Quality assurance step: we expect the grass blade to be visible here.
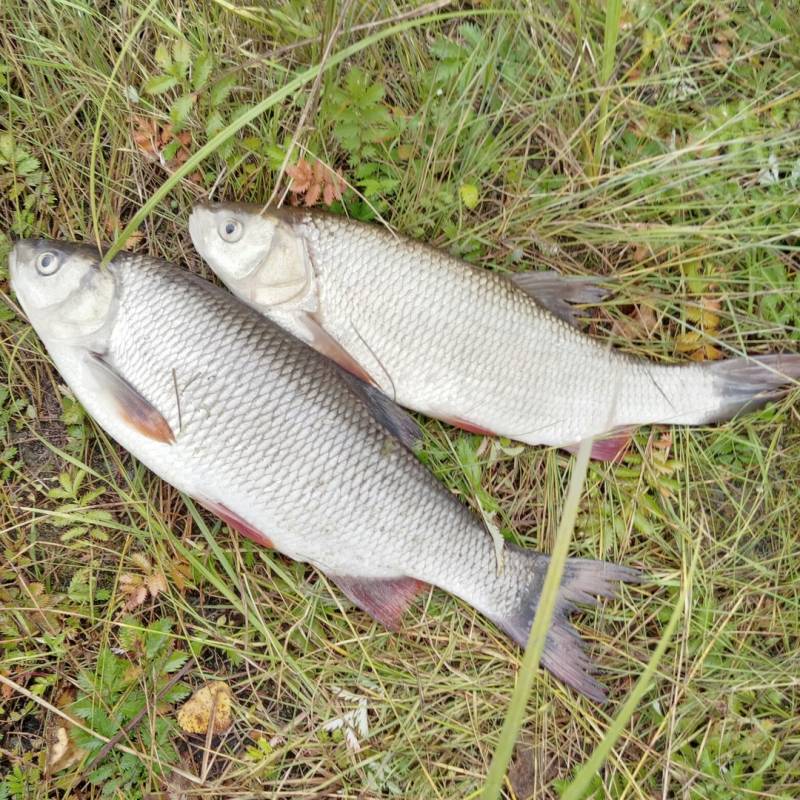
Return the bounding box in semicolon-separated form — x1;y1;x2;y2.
560;545;698;800
591;0;622;175
482;437;594;800
102;7;504;264
88;0;160;251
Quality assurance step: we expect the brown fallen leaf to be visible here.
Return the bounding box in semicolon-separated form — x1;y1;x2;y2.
686;296;721;330
675;330;723;361
104;212;144;251
131;116;192;168
286;158;345;207
46;687;87;774
177;681;233;735
612;304;660;340
119;552;168;611
132;115;160;159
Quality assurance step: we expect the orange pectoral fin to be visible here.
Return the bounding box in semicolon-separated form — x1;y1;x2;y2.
87;353;175;443
299;312;377;386
200;499;274;549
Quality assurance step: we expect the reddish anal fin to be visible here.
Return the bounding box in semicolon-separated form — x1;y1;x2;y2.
299;311;376;387
199;499;274;549
87;352;174;443
328;574;428;630
563;427;634;462
444;415;497;437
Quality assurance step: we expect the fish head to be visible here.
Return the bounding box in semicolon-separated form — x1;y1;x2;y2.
9;239;117;346
189;201;316;311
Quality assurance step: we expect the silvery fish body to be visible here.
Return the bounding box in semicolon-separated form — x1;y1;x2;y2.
10;239;637;701
189;203;800;459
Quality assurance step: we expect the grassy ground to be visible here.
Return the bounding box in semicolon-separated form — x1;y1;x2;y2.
1;0;799;797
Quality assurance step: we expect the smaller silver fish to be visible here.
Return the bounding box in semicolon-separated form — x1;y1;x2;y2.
189;202;800;460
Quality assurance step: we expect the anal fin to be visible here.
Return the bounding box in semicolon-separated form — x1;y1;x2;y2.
563;427;634;462
328;574;428;630
443;415;497;437
87;352;174;443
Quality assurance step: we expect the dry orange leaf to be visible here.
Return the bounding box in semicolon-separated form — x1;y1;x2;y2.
132;116;159;158
132;116;192;168
286;158;345;207
119;552;168;611
676;331;723;361
177;681;233;735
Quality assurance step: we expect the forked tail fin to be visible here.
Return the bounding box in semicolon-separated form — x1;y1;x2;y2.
493;550;640;703
706;353;800;421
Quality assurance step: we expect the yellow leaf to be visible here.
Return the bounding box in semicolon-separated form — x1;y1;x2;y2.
675;331;702;352
177;681;233;735
459;182;479;210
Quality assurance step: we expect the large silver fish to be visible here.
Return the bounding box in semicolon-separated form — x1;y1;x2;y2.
9;239;638;701
189;202;800;460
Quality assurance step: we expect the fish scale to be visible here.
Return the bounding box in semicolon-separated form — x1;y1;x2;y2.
10;239;639;701
189;202;800;459
298;213;670;441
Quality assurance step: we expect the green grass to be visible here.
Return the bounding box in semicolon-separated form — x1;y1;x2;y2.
1;0;800;797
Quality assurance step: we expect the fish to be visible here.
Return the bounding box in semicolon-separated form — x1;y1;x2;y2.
188;202;800;461
9;238;638;702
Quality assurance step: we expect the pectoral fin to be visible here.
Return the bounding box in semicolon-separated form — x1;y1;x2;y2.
298;311;377;387
509;271;609;327
338;370;422;451
327;573;429;630
87;353;174;443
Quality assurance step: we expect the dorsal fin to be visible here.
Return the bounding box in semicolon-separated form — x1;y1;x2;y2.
508;271;609;327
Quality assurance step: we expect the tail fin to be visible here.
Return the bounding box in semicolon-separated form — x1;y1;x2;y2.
493;550;639;703
706;354;800;422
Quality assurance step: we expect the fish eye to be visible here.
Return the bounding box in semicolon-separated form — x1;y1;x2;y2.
35;251;60;276
219;218;243;243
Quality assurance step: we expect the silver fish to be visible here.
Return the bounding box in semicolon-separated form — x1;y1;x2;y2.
9;239;638;701
189;202;800;460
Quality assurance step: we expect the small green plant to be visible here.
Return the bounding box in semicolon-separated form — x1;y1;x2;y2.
321;67;402;213
68;563;111;606
0;387;23;482
0;762;42;800
141;38;238;160
325;67;397;162
69;618;190;797
0;133;54;236
46;469;115;543
59;392;89;456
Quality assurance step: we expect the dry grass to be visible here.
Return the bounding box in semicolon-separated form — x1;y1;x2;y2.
1;1;799;798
